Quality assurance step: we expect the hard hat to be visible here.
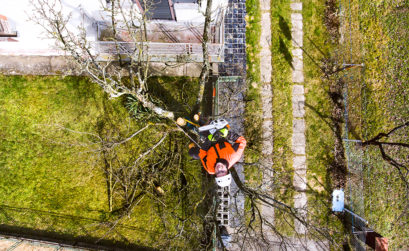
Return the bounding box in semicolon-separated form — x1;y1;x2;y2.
215;173;232;187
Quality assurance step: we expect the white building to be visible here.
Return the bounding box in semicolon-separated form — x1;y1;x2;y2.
0;0;227;62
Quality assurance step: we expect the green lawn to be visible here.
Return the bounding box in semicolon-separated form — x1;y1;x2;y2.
270;0;295;235
269;0;345;241
302;0;347;243
337;0;409;248
244;0;407;247
0;75;204;249
244;0;263;166
0;76;108;217
243;0;344;240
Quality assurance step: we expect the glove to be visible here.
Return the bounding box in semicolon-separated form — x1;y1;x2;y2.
227;131;240;142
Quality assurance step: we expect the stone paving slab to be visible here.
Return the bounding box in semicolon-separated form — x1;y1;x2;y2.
292;108;305;119
261;13;272;45
262;108;273;121
260;12;272;83
290;2;303;11
292;145;306;155
294;192;307;206
292;29;303;47
292;48;303;58
292;69;305;83
292;85;304;95
291;20;303;31
292;93;306;102
292;99;305;117
291;13;303;21
293;171;307;191
293;119;306;133
292;95;306;117
261;203;275;219
292;55;304;70
262;120;274;144
294;192;307;234
261;62;272;83
261;165;275;189
261;84;273;118
292;132;306;147
260;0;271;11
258;0;274;208
290;2;308;236
258;0;276;239
293;155;306;168
262;122;274;139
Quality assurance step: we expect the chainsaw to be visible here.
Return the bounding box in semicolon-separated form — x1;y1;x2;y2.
176;117;230;146
198;119;229;135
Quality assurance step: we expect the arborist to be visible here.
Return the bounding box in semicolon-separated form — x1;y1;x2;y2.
188;119;247;187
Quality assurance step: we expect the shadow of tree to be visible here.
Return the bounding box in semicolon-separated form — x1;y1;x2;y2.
279;15;292;41
0;205;157;251
279;37;293;68
304;77;348;188
147;76;200;118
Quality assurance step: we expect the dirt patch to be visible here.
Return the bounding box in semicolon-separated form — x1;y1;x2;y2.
322;1;347;189
324;0;340;43
328;76;347;189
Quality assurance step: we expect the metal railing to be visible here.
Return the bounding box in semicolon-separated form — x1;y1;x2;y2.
93;41;224;62
0;18;18;37
93;7;226;63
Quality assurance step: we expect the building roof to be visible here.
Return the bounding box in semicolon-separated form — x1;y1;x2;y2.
141;0;175;20
173;0;197;3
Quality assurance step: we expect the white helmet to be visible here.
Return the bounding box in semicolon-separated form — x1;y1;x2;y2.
215;174;232;187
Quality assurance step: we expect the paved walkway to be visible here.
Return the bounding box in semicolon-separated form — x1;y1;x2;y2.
0;235;86;251
0;55;203;77
257;0;310;241
290;1;308;235
217;0;247;235
259;0;275;223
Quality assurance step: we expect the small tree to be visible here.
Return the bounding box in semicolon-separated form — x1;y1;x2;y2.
30;0;214;119
361;121;409;190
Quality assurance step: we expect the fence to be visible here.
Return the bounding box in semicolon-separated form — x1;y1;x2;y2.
336;0;371;246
